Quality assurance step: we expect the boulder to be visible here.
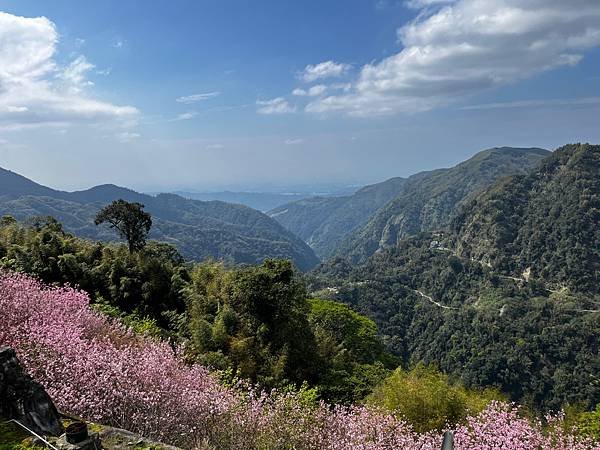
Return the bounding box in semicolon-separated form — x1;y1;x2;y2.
0;347;64;437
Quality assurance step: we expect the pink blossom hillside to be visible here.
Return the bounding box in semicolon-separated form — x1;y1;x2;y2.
0;271;237;445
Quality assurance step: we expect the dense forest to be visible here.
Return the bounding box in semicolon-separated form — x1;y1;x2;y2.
311;235;600;411
451;143;600;294
310;144;600;412
336;147;550;263
0;167;319;270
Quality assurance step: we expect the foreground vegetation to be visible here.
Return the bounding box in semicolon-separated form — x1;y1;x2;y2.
1;271;598;449
0;217;393;404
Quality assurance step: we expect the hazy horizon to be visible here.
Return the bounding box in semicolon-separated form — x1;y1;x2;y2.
2;144;551;194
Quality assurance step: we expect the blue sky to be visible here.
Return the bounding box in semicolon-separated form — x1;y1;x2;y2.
0;0;599;192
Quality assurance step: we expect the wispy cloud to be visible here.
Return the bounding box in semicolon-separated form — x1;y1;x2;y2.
459;97;600;111
205;143;224;150
285;138;304;145
176;92;220;104
256;97;296;114
5;106;29;113
299;61;351;83
57;55;95;94
169;111;198;121
205;103;251;113
292;85;327;97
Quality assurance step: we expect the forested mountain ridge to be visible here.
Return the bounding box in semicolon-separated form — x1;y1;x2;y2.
0;169;320;270
268;177;407;259
335;147;550;263
308;144;599;411
450;143;600;293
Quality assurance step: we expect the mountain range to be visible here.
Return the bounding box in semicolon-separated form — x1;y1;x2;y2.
0;168;320;270
309;143;600;410
270;147;550;262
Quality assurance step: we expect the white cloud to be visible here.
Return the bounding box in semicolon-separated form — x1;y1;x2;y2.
256;97;296;114
5;106;29;113
299;61;351;82
292;85;327;97
308;85;328;96
176;92;220;104
205;103;252;113
96;67;112;76
331;83;352;92
0;11;138;129
57;55;95;93
169;111;198;121
284;138;304;145
306;0;600;117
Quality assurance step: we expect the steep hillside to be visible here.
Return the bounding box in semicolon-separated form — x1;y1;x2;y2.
310;232;600;411
0;171;319;270
451;143;600;293
307;144;600;410
336;147;549;263
269;177;407;259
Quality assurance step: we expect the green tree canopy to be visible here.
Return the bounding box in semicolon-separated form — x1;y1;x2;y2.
367;364;502;432
95;199;152;253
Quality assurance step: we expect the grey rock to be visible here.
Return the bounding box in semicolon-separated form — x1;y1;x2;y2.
53;432;102;450
0;346;64;437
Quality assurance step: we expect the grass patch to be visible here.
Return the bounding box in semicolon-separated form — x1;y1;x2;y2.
0;419;46;450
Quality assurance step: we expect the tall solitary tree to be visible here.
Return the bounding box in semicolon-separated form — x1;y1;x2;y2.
94;199;152;253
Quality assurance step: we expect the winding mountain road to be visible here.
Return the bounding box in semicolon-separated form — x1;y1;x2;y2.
413;289;458;310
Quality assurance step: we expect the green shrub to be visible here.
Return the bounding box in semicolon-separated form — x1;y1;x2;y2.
367;363;503;432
